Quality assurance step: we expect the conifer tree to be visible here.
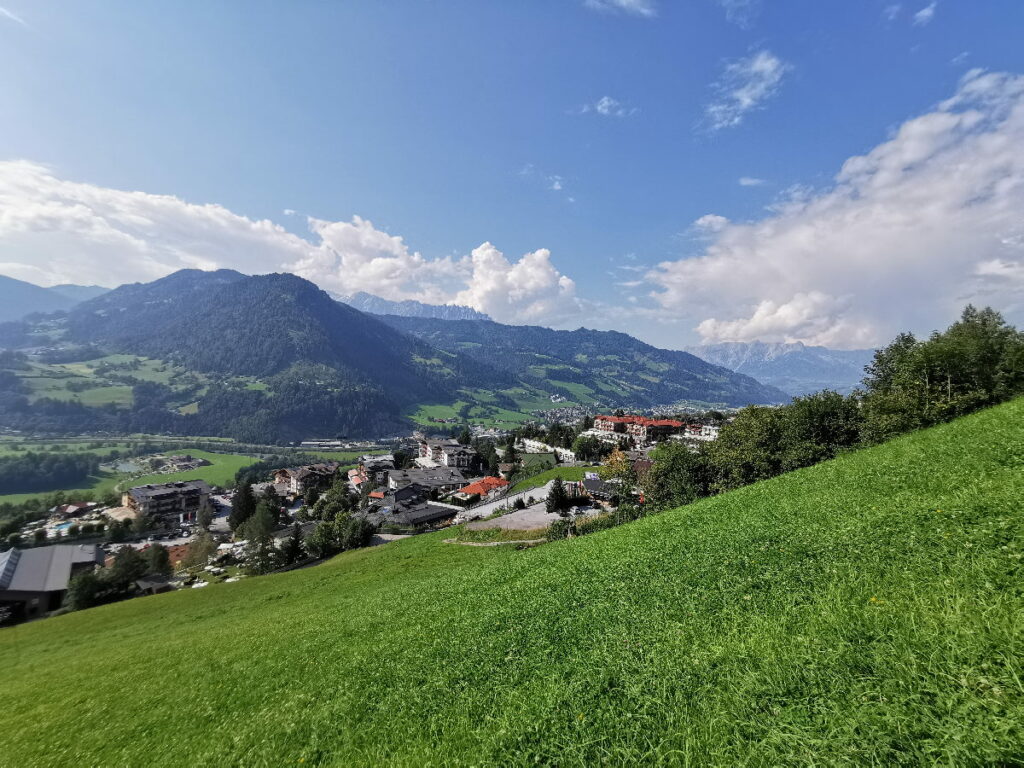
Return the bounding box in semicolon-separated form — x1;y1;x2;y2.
230;481;257;531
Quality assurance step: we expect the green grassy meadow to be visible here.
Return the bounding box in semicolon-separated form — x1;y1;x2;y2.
1;400;1022;765
510;464;599;492
120;449;259;490
0;449;259;505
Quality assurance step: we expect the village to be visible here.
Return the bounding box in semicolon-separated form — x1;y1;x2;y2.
0;413;722;624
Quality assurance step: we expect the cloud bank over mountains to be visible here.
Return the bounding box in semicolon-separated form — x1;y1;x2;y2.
1;70;1023;347
0;162;578;325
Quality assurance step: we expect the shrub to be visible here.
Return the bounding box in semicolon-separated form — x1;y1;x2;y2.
574;514;617;537
546;519;574;541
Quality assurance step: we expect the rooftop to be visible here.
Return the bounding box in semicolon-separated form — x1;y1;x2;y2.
0;544;103;594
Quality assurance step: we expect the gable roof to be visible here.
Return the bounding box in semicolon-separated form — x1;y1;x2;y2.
458;476;508;496
0;544;103;594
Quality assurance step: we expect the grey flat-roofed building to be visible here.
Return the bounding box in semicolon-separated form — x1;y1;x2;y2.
123;479;212;523
0;544;104;621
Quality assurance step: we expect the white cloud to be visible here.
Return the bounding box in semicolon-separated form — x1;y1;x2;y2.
738;176;766;186
580;95;636;117
883;4;902;22
452;243;578;323
716;0;759;28
0;5;26;26
913;1;936;25
0;161;579;325
692;214;730;233
519;163;573;200
704;50;791;131
648;68;1024;347
583;0;656;17
951;51;969;66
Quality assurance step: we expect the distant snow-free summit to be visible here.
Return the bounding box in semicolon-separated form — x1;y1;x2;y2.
686;340;876;397
337;291;491;321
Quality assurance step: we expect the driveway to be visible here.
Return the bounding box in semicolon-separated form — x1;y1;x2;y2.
457;480;555;522
464;501;558;531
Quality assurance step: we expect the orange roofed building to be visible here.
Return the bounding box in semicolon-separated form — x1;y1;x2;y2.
453;476;508;501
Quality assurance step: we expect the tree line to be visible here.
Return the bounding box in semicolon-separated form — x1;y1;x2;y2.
644;306;1023;508
555;307;1024;535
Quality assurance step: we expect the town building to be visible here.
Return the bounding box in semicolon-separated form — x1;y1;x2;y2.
0;544;105;621
417;439;479;470
594;415;688;444
451;476;509;503
520;438;577;463
359;454;396;485
386;467;467;494
123;480;212;524
272;462;340;496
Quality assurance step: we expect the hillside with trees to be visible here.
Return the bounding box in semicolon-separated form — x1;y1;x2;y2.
378;315;788;407
0;270;786;441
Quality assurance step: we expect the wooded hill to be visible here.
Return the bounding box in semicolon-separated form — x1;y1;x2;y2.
0;270;785;441
379;315;787;407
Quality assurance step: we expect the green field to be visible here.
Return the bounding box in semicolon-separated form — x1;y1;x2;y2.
6;354;209;410
120;449;259;491
0;449;259;505
510;465;599;492
1;400;1022;765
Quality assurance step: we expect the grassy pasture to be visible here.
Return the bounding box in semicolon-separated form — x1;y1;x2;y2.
510;465;599;493
120;449;258;491
1;400;1022;765
0;449;259;505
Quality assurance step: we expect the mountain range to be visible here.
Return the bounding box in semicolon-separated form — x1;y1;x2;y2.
0;270;786;440
0;275;108;323
685;341;876;396
338;291;491;321
377;315;786;409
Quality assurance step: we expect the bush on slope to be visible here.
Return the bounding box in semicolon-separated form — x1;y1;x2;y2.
1;399;1022;765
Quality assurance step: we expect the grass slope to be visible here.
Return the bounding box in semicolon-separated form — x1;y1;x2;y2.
510;464;599;493
2;400;1023;765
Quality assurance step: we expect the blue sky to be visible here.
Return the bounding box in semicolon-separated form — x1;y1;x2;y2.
2;0;1023;349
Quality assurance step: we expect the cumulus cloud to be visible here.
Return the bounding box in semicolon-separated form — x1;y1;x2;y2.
0;161;579;325
738;176;766;186
650;68;1024;348
692;214;730;233
453;244;578;323
583;0;656;17
704;50;791;131
913;1;937;25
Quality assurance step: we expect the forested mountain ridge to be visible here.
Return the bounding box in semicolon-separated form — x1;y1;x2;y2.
68;271;507;394
0;270;785;441
377;316;788;406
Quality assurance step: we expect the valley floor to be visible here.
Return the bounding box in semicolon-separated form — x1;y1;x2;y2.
1;399;1022;766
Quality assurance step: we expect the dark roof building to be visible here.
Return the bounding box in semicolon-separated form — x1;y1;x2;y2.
386;467;467;492
0;544;104;622
123;480;212;523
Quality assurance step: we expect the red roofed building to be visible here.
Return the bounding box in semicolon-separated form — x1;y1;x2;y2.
453;476;508;502
594;414;688;444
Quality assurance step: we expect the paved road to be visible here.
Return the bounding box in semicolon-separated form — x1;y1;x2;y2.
457;480;556;522
465;501;560;531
